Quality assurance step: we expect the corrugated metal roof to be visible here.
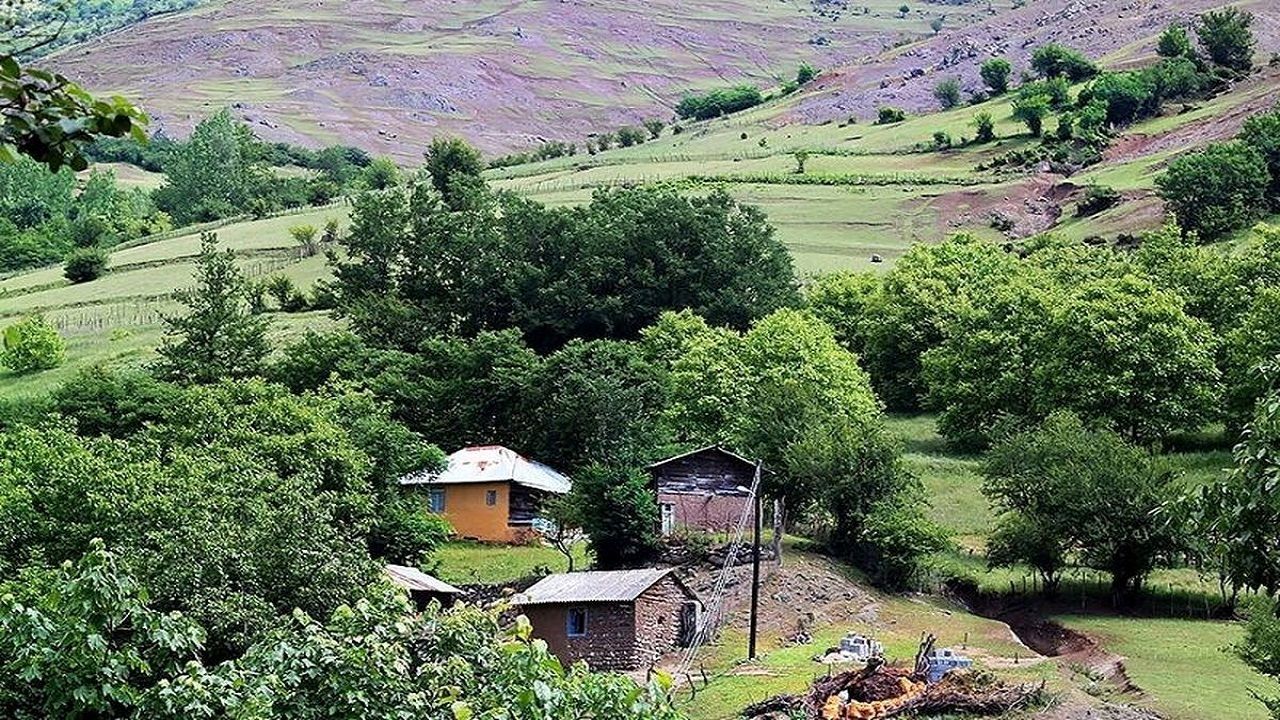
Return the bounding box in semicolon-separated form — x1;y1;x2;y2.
384;564;464;595
646;445;769;474
513;568;678;605
399;445;572;494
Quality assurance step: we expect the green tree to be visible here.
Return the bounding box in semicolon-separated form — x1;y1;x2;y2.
1197;8;1255;72
1239;108;1280;208
155;233;270;384
876;106;906;124
1030;43;1098;81
1156;140;1269;241
933;76;962;109
62;245;107;283
1033;275;1219;444
153;109;256;224
1235;596;1280;719
793;149;810;174
616;125;647;147
424;136;485;209
804;270;882;358
558;464;660;570
360;156;400;190
643;118;665;139
1157;23;1194;59
984;412;1176;597
1;314;63;374
971;110;996;142
980;57;1012;94
1223;289;1280;430
1011;93;1051;136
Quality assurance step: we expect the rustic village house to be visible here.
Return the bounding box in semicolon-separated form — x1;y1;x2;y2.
384;564;464;610
647;445;765;536
514;568;702;671
400;445;571;543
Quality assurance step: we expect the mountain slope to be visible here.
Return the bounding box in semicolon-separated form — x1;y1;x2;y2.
49;0;1017;157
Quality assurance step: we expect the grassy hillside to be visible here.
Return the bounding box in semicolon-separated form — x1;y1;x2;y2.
47;0;1021;158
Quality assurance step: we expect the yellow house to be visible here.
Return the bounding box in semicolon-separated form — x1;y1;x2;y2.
400;445;572;543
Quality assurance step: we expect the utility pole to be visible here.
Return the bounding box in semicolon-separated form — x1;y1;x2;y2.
748;462;763;660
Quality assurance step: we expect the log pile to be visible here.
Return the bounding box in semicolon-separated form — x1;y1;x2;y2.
742;635;1046;720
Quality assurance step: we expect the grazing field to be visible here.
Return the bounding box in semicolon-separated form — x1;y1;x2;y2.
433;540;590;586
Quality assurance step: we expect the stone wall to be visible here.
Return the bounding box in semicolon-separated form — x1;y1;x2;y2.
523;602;640;671
634;575;693;667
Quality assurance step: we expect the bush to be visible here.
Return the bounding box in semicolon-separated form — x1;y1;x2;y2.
1020;77;1071;108
1031;43;1098;81
266;275;309;312
1075;184;1121;217
797;62;818;85
1156;141;1269;241
980;57;1012;94
643;118;665;139
933;77;962;109
675;84;764;120
1012;94;1051;136
2;315;65;374
616;125;647;147
289;224;321;257
971;111;996;143
932;131;952;150
1197;8;1255;72
62;246;109;283
876;106;906;124
1239;108;1280;206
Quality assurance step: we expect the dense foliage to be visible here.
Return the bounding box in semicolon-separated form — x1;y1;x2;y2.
806;227;1280;448
1;314;64;374
675;85;763;120
331;162;797;352
0;541;682;719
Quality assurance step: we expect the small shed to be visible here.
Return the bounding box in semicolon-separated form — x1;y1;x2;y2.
400;445;571;543
514;568;701;671
647;446;764;535
384;564;464;610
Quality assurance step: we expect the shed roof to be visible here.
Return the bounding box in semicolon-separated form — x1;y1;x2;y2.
647;445;769;474
399;445;571;494
514;568;692;605
384;564;464;595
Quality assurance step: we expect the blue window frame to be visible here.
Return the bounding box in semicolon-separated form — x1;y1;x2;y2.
428;487;446;513
566;607;587;637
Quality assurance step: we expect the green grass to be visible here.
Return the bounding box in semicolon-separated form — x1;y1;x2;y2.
432;540;590;585
1056;615;1267;720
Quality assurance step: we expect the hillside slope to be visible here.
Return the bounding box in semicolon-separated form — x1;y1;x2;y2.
48;0;1016;157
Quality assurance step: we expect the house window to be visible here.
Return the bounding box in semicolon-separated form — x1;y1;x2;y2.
486;490;498;506
428;487;446;513
566;607;587;637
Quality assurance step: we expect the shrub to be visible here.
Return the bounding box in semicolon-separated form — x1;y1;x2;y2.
1075;184;1121;217
933;76;962;109
930;16;943;34
63;246;109;283
616;126;647;147
932;130;953;149
1086;71;1156;125
266;275;309;312
2;315;65;374
1197;8;1255;72
1020;77;1070;108
971;111;996;143
796;62;818;85
1012;94;1051;136
898;4;909;17
289;224;321;257
876;106;906;124
675;84;764;120
643;118;665;139
980;57;1012;94
1030;43;1098;81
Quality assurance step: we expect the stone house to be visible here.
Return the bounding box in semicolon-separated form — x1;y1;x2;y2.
400;445;571;543
647;446;765;536
514;568;702;671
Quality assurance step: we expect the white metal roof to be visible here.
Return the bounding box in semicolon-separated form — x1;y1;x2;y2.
384;564;464;595
399;445;571;494
514;568;689;605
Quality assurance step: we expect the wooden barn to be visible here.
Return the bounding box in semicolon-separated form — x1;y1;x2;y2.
400;445;571;543
647;445;765;536
514;568;701;671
